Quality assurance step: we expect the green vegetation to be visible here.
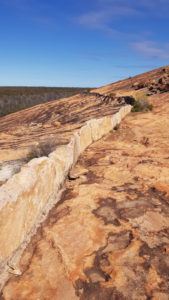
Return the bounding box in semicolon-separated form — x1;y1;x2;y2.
131;93;153;112
0;86;93;117
108;92;116;98
26;142;53;162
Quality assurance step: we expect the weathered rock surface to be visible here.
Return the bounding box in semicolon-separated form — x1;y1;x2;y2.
0;66;168;165
1;86;169;299
95;65;169;96
0;91;131;287
0;66;169;298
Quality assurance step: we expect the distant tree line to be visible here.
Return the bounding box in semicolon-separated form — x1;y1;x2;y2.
0;87;93;117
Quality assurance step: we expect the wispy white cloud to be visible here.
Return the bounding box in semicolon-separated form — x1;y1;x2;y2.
75;0;169;33
76;11;109;30
74;0;144;39
75;5;141;37
137;0;169;16
132;41;169;60
97;0;169;15
76;6;141;27
75;11;119;37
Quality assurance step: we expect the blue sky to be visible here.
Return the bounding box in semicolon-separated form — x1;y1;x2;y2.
0;0;168;87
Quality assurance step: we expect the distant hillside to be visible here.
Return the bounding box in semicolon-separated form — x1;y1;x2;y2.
0;86;92;117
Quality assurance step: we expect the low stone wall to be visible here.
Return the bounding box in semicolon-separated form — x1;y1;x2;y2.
0;105;131;288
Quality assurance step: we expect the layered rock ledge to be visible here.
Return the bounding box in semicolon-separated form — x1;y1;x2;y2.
1;89;169;300
0;91;131;288
0;66;169;296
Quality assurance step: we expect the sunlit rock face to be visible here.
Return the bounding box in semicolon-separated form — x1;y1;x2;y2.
0;106;131;282
0;76;132;288
0;66;169;298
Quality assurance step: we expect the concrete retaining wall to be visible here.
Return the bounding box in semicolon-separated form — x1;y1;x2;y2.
0;105;131;287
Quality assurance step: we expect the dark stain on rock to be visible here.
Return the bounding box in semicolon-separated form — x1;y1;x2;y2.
139;242;155;258
111;182;144;194
76;280;126;300
84;267;110;284
61;188;77;201
0;293;5;300
93;187;156;224
141;261;151;271
133;176;140;181
78;230;134;298
118;203;149;220
46;206;71;227
111;183;169;221
157;256;169;279
106;230;134;251
159;280;169;293
83;170;101;184
138;159;154;164
139;241;169;291
146;186;169;217
83;152;106;167
93;197;120;226
81;244;112;288
99;198;117;207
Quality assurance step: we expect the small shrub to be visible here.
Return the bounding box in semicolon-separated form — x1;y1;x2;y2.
12;165;22;175
26;147;39;161
123;95;135;105
26;142;53;162
108;92;116;98
131;93;153;112
135;92;148;102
